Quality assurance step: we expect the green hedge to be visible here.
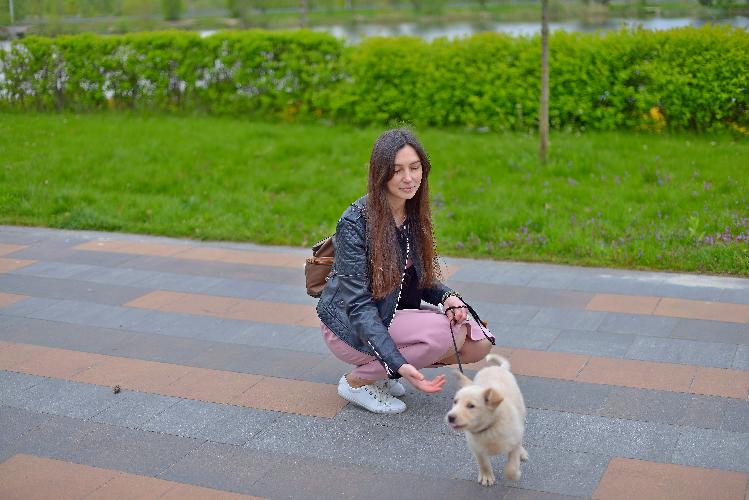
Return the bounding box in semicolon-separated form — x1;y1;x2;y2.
1;26;747;131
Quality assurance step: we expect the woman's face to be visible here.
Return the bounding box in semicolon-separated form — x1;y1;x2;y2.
386;145;423;205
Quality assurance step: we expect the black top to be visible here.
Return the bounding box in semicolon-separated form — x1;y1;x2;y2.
395;221;422;310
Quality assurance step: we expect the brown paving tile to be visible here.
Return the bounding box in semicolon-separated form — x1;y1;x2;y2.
0;244;26;256
14;348;102;379
0;291;28;308
83;472;176;499
161;483;264;500
179;247;299;268
0;343;48;371
691;366;749;400
0;257;36;273
231;376;347;418
509;349;589;380
586;293;661;315
593;457;749;500
462;347;515;371
441;264;460;281
162;293;242;317
225;299;317;327
527;288;595;309
123;290;191;310
115;241;189;257
654;297;749;324
0;453;116;500
69;355;195;394
165;367;263;402
0;454;263;500
578;357;697;393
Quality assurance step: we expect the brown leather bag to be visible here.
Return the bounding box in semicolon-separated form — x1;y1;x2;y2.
305;235;334;298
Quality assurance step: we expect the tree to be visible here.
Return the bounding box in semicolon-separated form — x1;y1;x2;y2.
539;0;550;163
161;0;182;21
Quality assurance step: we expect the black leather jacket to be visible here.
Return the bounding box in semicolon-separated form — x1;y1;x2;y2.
316;195;453;379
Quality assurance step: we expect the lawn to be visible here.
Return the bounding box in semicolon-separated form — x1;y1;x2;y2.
0;112;746;276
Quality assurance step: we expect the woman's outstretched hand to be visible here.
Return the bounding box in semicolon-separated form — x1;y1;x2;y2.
397;364;446;393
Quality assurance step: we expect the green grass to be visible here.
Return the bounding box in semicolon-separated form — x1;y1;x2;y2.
1;112;747;276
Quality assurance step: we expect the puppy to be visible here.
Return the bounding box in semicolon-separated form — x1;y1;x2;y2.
446;354;528;486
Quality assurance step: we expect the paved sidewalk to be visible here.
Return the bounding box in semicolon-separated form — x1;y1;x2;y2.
0;225;747;499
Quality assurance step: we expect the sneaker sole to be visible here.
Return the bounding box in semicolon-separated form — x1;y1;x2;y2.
337;386;406;414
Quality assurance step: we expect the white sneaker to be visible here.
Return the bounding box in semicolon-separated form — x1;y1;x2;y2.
377;379;406;397
338;375;406;414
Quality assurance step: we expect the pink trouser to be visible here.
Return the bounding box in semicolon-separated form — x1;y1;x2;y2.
321;308;494;381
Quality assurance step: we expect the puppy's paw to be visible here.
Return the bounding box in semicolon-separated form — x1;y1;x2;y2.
503;465;521;481
478;471;496;486
520;447;529;462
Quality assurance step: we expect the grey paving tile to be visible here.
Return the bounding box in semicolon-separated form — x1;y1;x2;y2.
161;441;278;494
108;331;212;364
599;387;726;430
249;412;477;480
0;405;47;444
672;427;749;472
11;261;96;279
59;249;142;267
0;297;62;318
548;330;634;357
671;318;749;345
251;453;510;500
503;489;586;500
597;312;677;337
517;376;610;414
129;311;228;341
70;265;155;286
140;399;279;446
625;337;737;368
504;444;609;498
468;301;541;327
0;229;48;245
720;398;749;434
653;283;726;301
13;411;96;462
256;284;318;306
4;377;118;420
71;421;205;476
128;271;224;294
296;354;353;384
88;390;181;428
202;279;269;300
0;316;134;355
492;325;561;350
0;274;146;306
528;308;606;332
732;344;749;371
720;288;749;305
0;371;43;403
189;343;327;379
525;408;681;462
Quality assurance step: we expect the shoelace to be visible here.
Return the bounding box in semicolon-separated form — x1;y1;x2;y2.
366;384;392;405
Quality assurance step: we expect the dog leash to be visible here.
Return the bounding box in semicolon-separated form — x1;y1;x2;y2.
443;305;495;374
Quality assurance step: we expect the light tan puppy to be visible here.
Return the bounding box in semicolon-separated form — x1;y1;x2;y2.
446;354;528;486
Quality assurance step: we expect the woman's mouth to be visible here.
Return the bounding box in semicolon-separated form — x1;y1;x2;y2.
400;186;415;193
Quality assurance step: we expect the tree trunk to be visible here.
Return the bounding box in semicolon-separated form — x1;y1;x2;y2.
539;0;550;164
300;0;308;27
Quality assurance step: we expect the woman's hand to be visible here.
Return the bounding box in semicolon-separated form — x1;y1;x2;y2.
397;364;446;393
443;295;468;325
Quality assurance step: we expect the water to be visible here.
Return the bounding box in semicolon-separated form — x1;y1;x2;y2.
308;15;749;43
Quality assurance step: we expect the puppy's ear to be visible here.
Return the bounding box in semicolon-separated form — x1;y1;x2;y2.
453;369;473;388
483;388;503;410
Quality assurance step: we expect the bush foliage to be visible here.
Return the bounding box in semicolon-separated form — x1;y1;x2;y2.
1;26;747;132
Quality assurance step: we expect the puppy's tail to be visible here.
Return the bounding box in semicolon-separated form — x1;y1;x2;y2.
485;354;510;371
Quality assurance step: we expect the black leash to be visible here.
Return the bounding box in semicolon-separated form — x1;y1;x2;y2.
443;304;495;374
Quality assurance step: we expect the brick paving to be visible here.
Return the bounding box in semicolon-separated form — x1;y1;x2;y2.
0;225;748;499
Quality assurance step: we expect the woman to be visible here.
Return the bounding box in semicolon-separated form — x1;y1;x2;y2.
316;128;494;414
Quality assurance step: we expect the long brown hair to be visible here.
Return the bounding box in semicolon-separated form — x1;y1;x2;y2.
367;128;441;299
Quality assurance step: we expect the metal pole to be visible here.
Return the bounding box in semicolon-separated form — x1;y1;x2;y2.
9;0;14;24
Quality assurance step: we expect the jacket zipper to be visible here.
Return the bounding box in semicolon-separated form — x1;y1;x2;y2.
390;226;410;324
